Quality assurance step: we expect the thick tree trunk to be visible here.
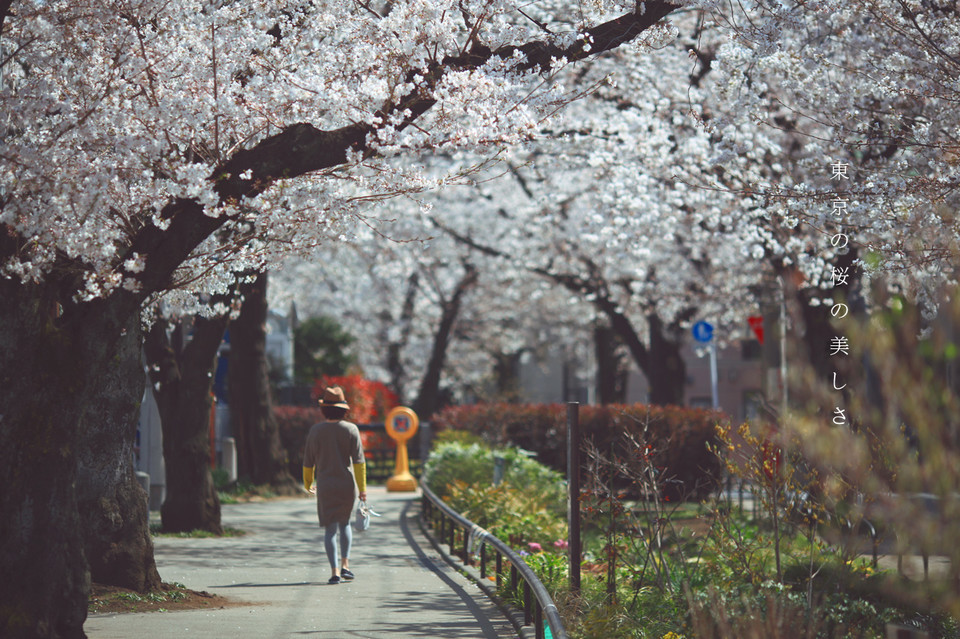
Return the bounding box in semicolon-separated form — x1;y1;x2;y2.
547;263;687;407
596;298;686;406
76;312;161;591
229;273;297;490
595;324;628;404
0;277;145;637
145;317;227;534
492;351;523;401
414;265;478;419
779;249;862;389
646;314;687;406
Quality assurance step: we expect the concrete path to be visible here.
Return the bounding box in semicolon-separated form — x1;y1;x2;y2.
85;487;517;638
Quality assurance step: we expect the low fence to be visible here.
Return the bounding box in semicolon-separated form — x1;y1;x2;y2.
358;422;429;482
420;483;568;639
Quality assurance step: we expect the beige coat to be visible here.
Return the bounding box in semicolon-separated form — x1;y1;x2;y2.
303;420;365;526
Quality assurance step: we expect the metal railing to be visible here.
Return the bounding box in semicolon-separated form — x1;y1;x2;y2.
420;483;568;639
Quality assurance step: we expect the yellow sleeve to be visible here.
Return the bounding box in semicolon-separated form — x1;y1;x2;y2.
302;466;314;491
352;463;367;493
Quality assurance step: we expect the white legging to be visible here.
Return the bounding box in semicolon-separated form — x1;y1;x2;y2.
324;520;352;572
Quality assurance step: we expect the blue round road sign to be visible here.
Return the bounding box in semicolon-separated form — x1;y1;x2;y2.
692;320;714;343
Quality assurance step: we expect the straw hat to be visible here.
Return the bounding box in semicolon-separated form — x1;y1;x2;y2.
319;385;350;409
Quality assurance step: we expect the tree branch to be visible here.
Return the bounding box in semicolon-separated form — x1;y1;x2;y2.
122;3;679;305
213;2;680;193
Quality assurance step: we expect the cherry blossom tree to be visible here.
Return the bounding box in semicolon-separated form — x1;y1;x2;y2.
692;0;960;329
681;0;959;392
144;269;301;536
272;1;960;419
227;272;299;490
269;18;771;409
144;305;231;534
0;1;682;635
270;223;514;416
693;2;960;599
413;22;772;405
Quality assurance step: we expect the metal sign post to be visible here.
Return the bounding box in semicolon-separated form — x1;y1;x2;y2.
693;321;719;410
566;402;581;595
710;341;719;410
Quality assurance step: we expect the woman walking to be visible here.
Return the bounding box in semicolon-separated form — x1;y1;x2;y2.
302;386;367;584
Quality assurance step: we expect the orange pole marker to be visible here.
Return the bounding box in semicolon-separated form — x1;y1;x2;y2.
385;406;419;492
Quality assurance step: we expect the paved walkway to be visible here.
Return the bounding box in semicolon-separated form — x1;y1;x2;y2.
85;487;517;638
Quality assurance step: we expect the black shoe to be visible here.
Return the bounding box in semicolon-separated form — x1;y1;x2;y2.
328;575;341;584
341;569;355;580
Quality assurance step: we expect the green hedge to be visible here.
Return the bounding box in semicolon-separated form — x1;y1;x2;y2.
431;403;727;500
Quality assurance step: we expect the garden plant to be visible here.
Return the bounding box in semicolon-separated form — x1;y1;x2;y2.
424;322;960;639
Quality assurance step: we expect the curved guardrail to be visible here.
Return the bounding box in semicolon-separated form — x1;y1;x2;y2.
420;483;568;639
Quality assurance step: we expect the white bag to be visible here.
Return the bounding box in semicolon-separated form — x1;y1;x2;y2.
354;499;380;532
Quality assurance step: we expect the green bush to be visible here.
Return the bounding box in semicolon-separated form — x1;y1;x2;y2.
211;467;232;490
423;439;565;507
432;403;726;500
424;439;568;548
444;481;568;547
431;428;487;448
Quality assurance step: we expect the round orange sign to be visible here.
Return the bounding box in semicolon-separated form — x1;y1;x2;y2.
385;406;419;442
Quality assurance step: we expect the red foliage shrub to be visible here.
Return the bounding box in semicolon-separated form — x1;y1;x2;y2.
431;403;728;500
311;374;398;424
359;429;391;454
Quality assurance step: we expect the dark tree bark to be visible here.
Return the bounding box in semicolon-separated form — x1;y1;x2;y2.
0;6;678;634
595;324;628;404
145;315;229;534
229;273;298;490
590;291;686;406
645;313;687;406
492;350;523;401
0;1;12;34
76;313;162;591
553;268;687;406
0;271;145;638
413;264;479;419
776;248;862;391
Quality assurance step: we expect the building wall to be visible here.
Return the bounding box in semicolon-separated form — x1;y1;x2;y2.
517;349;594;405
135;381;166;511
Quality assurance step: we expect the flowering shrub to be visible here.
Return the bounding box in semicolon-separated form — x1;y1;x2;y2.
312;374;398;424
432;402;726;500
425;440;567;549
423;440;565;507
